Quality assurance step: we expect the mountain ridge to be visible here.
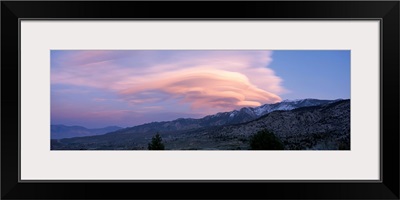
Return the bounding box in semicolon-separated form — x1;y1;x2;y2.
106;98;343;136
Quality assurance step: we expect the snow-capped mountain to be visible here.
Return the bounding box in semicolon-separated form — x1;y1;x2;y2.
251;98;342;117
204;98;341;122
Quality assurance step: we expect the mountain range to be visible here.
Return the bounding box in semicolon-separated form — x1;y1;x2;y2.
51;125;122;139
104;98;342;134
51;98;350;150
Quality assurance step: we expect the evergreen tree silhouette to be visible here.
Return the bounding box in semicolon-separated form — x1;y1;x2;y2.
148;133;165;150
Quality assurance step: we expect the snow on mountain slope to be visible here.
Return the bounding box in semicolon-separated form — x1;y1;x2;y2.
245;98;340;117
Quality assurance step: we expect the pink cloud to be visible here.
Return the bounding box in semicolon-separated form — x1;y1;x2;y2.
118;69;281;112
52;50;286;114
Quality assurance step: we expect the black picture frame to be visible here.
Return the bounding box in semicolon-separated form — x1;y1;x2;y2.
1;1;399;199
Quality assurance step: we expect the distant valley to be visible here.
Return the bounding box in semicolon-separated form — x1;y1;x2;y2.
51;125;123;139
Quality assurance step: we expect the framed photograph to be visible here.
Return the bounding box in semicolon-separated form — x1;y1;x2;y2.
2;1;399;199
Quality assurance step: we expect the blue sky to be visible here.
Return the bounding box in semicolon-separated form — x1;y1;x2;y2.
269;50;350;100
51;50;350;128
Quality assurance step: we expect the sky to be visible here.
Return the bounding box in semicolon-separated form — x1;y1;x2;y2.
51;50;350;128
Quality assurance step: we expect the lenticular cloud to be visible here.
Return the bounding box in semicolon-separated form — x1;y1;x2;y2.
51;50;286;113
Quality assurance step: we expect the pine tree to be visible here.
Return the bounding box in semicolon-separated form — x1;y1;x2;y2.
148;133;165;150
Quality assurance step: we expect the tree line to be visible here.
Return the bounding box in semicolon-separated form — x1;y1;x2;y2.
147;129;285;150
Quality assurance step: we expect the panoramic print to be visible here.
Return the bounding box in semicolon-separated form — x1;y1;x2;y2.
50;50;350;150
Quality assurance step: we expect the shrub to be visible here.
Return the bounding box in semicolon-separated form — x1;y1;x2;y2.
249;129;284;150
338;141;350;150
